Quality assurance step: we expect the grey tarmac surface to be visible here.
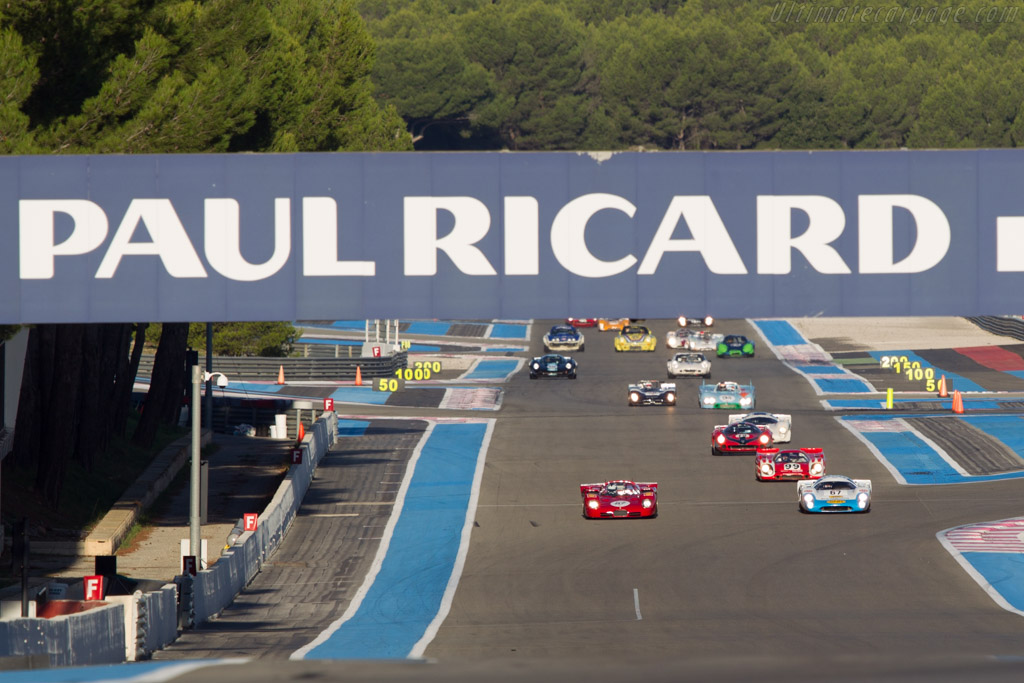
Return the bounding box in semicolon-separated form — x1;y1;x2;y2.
101;318;1024;682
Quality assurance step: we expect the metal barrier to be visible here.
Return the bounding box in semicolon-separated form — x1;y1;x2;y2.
966;316;1024;342
136;352;407;382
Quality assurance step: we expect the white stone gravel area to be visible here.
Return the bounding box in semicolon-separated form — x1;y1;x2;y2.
785;317;1012;352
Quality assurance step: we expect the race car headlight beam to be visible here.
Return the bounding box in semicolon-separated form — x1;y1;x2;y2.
810;462;824;476
587;499;600;509
857;493;869;509
642;499;653;509
666;392;676;403
630;392;641;403
760;463;774;477
803;493;815;509
740;396;753;407
703;396;715;405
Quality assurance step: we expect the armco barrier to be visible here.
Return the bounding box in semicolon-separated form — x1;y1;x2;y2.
967;316;1024;342
0;410;338;666
136;353;407;382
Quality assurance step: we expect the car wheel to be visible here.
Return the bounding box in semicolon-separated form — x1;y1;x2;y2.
569;373;577;380
529;374;537;379
711;447;719;455
579;344;585;352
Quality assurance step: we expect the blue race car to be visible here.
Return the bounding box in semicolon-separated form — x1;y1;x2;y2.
798;475;872;513
529;354;578;379
698;380;755;409
543;324;584;352
716;334;755;358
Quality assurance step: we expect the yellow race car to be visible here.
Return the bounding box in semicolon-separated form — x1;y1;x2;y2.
614;325;657;352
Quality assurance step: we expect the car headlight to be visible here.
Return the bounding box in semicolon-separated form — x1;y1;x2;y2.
716;435;725;445
531;362;540;370
666;392;676;403
704;316;714;326
810;462;823;475
741;397;753;407
642;499;653;509
760;463;774;476
630;392;640;403
779;425;789;434
587;499;599;509
678;316;687;327
759;434;770;444
802;493;815;508
857;492;869;509
703;396;715;405
564;362;573;370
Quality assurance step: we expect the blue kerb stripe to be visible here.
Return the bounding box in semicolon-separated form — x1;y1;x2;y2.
232;382;283;394
299;338;361;345
306;422;487;659
0;661;192;682
856;429;963;483
486;347;525;352
489;323;528;339
961;552;1024;612
961;415;1024;461
797;365;846;374
331;320;367;330
465;359;519;379
753;320;807;346
338;419;370;437
406;321;451;335
1010;371;1024;380
867;350;985;392
329;387;391;405
816;378;872;393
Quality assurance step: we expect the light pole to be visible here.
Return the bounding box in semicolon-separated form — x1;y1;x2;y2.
190;366;229;567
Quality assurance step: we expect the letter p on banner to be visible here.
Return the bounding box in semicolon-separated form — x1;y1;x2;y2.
244;513;258;532
84;575;105;601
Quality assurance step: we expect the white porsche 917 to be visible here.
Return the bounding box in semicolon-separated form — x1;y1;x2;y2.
667;352;711;379
798;475;872;513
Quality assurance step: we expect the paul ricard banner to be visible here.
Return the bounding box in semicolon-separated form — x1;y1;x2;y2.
2;150;1022;323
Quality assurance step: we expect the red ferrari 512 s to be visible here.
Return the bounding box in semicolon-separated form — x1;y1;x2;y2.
755;447;825;481
711;421;773;455
580;480;658;519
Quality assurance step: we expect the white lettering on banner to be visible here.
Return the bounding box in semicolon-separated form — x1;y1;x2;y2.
302;197;375;276
551;193;637;278
996;216;1024;272
205;198;291;281
96;199;207;278
638;196;747;274
20;199;109;279
857;195;950;273
504;197;539;275
18;193;957;281
756;196;851;274
404;197;497;276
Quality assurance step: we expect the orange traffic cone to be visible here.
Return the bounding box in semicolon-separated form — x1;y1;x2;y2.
277;365;285;385
951;390;964;414
355;366;363;386
298;422;305;440
937;375;948;398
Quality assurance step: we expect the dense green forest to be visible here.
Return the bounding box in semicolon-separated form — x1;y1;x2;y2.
356;0;1024;150
3;0;1022;508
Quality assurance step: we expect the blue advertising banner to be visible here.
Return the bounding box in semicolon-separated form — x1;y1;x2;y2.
2;150;1022;323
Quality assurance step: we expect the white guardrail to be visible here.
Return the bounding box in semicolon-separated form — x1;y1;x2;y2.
0;411;338;666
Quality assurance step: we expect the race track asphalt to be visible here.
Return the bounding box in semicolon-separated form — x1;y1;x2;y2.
120;319;1024;682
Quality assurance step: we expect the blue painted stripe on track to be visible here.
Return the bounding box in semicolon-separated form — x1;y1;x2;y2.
796;365;846;374
960;415;1024;461
752;319;806;346
485;347;525;352
488;323;527;339
329;387;391;405
866;350;985;392
855;429;963;484
464;359;519;380
0;660;245;683
1010;371;1024;380
816;378;873;393
405;321;452;336
298;338;441;352
303;422;488;659
331;320;367;330
961;552;1024;612
338;419;370;437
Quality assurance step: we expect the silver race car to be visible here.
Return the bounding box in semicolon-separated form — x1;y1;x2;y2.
728;411;792;443
665;328;695;349
667;352;711;379
685;330;725;352
798;475;872;513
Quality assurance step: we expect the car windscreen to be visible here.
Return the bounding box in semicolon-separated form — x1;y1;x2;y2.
817;480;855;490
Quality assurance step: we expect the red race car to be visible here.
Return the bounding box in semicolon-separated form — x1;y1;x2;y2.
566;317;598;327
580;480;658;519
755;447;825;481
711;421;773;455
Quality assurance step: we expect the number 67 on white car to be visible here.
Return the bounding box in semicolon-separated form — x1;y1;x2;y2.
798;475;871;513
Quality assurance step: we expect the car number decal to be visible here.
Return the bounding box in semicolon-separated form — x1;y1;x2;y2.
783;463;801;471
610;500;630;507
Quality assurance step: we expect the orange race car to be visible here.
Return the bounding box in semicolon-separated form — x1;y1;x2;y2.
597;317;630;331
